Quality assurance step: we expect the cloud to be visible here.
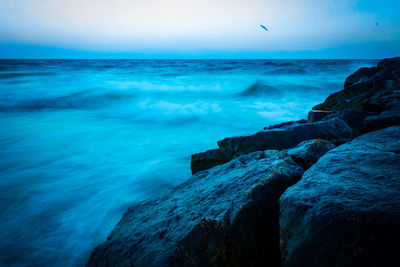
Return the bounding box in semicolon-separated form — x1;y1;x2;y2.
0;0;399;52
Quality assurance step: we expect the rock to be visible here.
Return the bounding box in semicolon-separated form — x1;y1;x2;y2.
313;57;400;111
285;139;335;169
307;110;336;123
217;119;352;160
322;109;373;137
190;149;228;175
312;81;374;111
377;56;400;70
87;150;304;267
264;119;307;130
363;109;400;133
363;89;400;113
280;126;400;267
362;90;400;133
343;67;377;88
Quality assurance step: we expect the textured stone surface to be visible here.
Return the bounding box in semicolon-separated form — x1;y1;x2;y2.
364;109;400;133
363;90;400;132
190;149;228;175
217;119;352;160
322;109;373;137
264;119;307;130
307;110;336;123
285;139;335;169
88;150;303;267
280;126;400;267
313;57;400;111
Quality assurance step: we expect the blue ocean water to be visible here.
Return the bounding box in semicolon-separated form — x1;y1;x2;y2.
0;59;377;266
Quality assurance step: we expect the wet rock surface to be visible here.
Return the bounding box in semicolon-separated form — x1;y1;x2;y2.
264;119;307;130
307;110;336;123
313;57;400;111
88;151;303;267
190;149;228;175
217;119;352;160
321;109;373;137
285;139;335;169
280;126;400;267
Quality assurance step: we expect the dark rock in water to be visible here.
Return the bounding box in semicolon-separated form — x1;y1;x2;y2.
280;126;400;267
377;56;400;70
264;119;307;130
322;109;373;137
364;109;400;133
87;150;304;267
313;57;400;111
307;110;336;123
343;67;377;88
285;139;335;169
241;82;281;97
313;82;373;111
190;149;228;175
217;119;352;160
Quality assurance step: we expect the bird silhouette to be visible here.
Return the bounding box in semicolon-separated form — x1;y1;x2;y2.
260;25;268;32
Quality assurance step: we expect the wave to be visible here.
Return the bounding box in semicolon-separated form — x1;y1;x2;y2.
0;91;135;111
265;67;308;75
263;60;295;67
240;82;282;97
0;72;56;79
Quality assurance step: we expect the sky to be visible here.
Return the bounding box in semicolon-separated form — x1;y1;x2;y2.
0;0;399;59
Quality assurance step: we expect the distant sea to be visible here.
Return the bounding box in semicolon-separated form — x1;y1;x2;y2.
0;59;378;266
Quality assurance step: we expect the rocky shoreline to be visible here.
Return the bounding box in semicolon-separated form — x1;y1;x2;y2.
87;57;400;266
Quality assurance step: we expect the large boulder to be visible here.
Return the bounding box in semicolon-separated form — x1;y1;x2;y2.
307;110;336;123
217;119;352;160
321;109;373;137
363;109;400;133
190;149;228;175
264;119;307;130
313;57;400;111
363;89;400;113
88;150;304;267
343;67;378;88
285;139;335;169
280;126;400;267
362;90;400;132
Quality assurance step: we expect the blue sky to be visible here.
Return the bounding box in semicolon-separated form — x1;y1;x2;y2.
0;0;399;59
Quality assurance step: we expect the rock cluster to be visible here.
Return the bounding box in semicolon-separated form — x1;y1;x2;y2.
280;126;400;267
88;151;304;266
88;57;400;267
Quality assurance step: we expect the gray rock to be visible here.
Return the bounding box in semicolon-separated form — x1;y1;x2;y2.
280;126;400;267
364;109;400;133
285;139;335;169
87;150;304;267
190;149;228;175
322;109;374;137
307;110;337;123
344;67;378;88
363;89;400;113
264;119;307;130
377;56;400;70
217;119;352;160
313;57;400;111
362;90;400;133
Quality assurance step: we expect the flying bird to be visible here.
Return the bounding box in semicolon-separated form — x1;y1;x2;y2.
260;25;269;32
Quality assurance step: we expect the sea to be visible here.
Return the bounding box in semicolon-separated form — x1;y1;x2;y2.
0;59;378;266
